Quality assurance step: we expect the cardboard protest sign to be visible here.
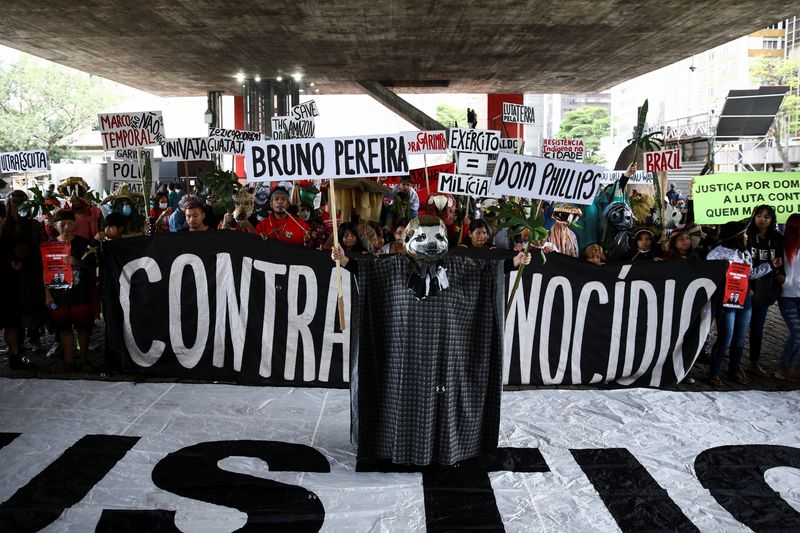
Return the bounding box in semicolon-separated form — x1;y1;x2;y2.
0;149;49;173
456;153;489;176
208;128;262;155
113;148;154;160
402;130;448;155
271;116;315;140
542;139;585;161
722;262;750;309
41;241;73;289
502;103;536;125
107;158;159;194
98;111;164;150
159;138;213;162
600;170;651;185
489;153;602;205
438;173;499;198
244;134;409;181
692;172;800;224
644;148;681;173
449;128;501;154
290;100;320;121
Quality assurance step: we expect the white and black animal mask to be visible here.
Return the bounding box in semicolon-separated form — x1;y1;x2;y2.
404;216;448;263
603;202;634;232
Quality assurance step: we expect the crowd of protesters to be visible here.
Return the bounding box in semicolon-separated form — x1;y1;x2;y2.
1;168;799;386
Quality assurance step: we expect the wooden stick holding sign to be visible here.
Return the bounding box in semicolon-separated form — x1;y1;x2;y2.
504;198;543;319
184;161;190;195
134;150;155;235
423;153;431;197
328;178;346;330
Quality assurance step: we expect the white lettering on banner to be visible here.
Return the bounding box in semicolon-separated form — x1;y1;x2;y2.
438;173;498;198
208;128;262;154
449;128;501;154
244;134;409;181
169;255;209;368
456;152;489;175
118;254;719;388
489;152;602;205
214;254;253;371
160;138;213;162
98;111;164;150
502;266;719;386
120;255;349;382
290;100;320;121
502;102;536;125
644;148;682;173
106;160;160;182
542;138;585;162
0;149;49;173
285;266;318;382
403;130;448;155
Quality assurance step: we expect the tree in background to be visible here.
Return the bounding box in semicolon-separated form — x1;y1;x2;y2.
435;103;467;128
0;57;121;162
556;106;610;165
750;58;800;170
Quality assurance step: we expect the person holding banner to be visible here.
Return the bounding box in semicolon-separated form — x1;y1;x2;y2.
777;213;800;382
707;221;774;387
745;205;784;378
253;187;309;246
44;210;97;372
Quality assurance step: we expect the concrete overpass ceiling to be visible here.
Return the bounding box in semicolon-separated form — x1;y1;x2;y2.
0;1;796;96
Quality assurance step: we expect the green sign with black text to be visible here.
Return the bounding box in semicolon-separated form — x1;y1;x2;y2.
692;172;800;224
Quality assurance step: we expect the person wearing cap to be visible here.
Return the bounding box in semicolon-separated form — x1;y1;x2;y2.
253;187;309;246
706;220;775;387
626;228;660;261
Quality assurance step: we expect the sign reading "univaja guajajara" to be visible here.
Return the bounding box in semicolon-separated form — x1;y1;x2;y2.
692;172;800;224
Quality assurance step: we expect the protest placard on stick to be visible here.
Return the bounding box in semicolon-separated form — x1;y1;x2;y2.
244;134;409;181
692;172;800;224
0;149;49;173
488;152;602;205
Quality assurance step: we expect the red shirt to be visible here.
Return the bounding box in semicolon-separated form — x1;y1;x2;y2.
255;214;309;246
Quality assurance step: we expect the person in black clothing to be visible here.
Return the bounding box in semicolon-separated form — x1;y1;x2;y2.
44;210;97;371
746;204;784;377
626;228;659;261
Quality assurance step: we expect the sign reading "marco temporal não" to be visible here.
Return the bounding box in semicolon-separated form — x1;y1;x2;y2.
692;172;800;224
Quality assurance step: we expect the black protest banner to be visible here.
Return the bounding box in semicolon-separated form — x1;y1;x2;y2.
489;152;603;205
503;253;727;387
104;231;357;387
105;236;726;388
0;149;49;173
243;134;409;181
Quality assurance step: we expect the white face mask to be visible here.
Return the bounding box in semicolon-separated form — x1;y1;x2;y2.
159;202;168;209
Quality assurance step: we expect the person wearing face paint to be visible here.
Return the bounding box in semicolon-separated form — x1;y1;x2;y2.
253;187;309;246
44;210;97;372
706;221;774;387
57;177;102;241
745;204;784;378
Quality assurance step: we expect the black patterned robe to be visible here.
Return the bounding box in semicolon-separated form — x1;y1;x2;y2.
349;252;505;466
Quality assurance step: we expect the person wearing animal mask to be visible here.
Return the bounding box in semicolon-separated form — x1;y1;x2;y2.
221;187;257;232
330;215;529;467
